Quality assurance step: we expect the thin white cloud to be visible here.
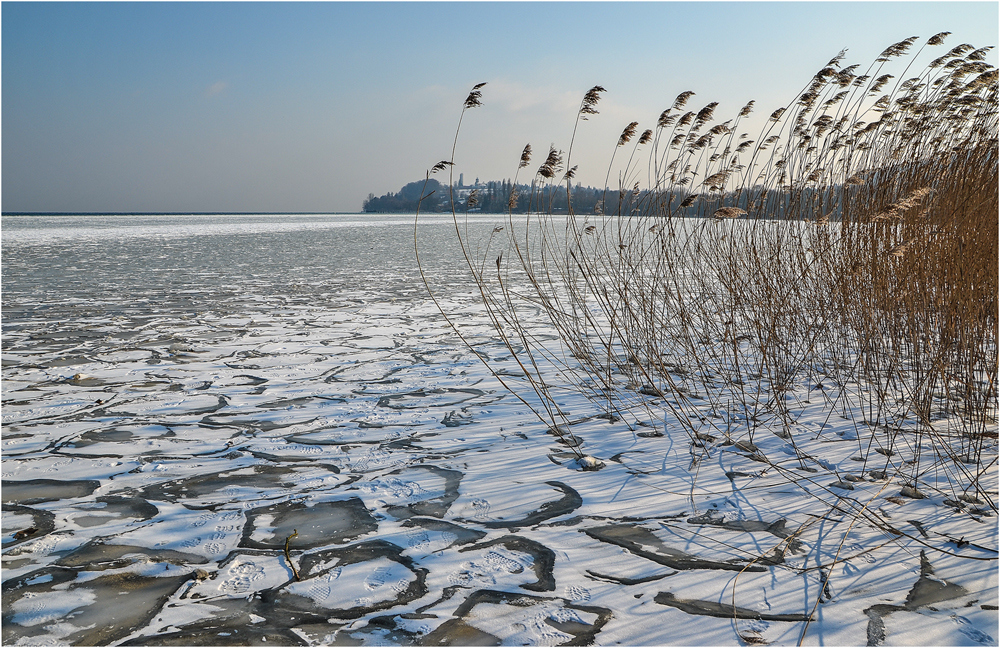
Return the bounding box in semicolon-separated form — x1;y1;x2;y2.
205;81;228;97
483;80;577;115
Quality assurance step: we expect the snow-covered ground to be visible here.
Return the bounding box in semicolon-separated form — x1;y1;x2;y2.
2;214;996;646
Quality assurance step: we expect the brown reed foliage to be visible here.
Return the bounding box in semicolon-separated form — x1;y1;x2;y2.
418;35;998;502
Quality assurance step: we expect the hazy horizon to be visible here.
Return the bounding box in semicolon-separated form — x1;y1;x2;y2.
3;1;998;214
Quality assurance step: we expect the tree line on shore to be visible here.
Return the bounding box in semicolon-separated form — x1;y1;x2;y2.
362;176;858;221
363;178;620;214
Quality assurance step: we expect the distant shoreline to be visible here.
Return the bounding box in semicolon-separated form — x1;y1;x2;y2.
1;212;365;216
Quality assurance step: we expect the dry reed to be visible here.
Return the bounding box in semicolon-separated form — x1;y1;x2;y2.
416;33;998;564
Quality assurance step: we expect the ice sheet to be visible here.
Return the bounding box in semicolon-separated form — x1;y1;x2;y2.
3;214;996;646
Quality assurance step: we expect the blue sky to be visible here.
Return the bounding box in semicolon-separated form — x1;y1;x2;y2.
3;1;998;213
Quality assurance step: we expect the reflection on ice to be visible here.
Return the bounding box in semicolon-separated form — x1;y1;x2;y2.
241;498;378;549
2;479;101;505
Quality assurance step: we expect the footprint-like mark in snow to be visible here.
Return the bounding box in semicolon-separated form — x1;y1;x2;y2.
352;448;394;473
850;544;876;564
376;477;423;501
43;459;73;473
742;619;770;634
565;585;591;602
221;561;266;594
17;535;59;555
364;565;391;591
550;608;588;624
510;615;573;646
483;550;524;574
447;548;532;589
204;543;225;555
308;580;331;601
308;569;341;601
471;498;491;520
447;571;473;587
191;514;214;528
180;537;202;548
538;631;574;645
447;567;496;587
407;530;430;550
19;593;45;617
951;614;995;645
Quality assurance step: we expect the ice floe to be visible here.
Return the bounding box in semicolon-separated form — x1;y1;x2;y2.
2;214;996;646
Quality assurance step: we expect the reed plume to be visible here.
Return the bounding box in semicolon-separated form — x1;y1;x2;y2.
425;37;998;566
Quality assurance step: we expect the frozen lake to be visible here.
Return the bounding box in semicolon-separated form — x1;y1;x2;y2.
2;213;996;646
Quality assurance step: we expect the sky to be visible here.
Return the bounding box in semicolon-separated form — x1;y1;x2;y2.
2;1;998;214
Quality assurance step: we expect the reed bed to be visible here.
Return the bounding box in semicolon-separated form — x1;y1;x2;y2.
417;34;998;503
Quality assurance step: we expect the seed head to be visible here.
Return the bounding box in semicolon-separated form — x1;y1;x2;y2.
877;36;918;63
519;144;532;169
672;91;696;111
966;46;994;62
707;121;731;136
579;85;606;120
713;206;747;219
927;32;951;46
463;82;487;109
703;171;729;187
826;49;848;68
537;145;563;179
694;102;719;128
618;122;640;147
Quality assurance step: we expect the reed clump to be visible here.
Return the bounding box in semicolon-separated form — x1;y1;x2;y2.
417;34;997;504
